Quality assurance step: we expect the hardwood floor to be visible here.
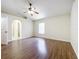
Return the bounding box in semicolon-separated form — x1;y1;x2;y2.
1;37;77;59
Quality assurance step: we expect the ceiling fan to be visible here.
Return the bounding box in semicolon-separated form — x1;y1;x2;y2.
24;0;39;16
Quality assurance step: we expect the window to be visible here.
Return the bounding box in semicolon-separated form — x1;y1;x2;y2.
38;23;45;34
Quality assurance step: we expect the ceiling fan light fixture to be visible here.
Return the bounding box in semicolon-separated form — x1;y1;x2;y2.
28;10;34;14
31;8;35;11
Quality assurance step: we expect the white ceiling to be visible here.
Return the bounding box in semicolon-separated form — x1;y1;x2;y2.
1;0;74;20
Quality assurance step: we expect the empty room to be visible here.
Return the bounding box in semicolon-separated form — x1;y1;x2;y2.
1;0;78;59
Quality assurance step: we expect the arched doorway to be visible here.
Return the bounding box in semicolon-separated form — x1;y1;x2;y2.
12;20;22;40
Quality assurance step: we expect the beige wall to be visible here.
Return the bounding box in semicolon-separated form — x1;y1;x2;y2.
1;13;33;43
34;14;70;42
70;0;78;55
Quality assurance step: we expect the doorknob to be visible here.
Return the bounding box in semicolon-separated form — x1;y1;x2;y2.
5;31;8;33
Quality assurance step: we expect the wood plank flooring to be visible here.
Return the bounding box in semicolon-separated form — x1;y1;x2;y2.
1;37;77;59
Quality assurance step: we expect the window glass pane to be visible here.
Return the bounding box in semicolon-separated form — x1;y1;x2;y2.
39;23;45;34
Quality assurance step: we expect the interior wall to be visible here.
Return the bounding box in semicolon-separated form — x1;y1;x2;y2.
22;18;33;38
70;0;78;55
34;14;70;42
1;13;33;43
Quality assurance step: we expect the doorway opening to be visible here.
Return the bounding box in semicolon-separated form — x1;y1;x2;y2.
12;20;22;40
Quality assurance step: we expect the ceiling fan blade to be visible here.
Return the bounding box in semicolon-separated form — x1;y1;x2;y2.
33;11;39;14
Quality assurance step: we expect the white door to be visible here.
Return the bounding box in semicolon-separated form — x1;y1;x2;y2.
1;16;8;44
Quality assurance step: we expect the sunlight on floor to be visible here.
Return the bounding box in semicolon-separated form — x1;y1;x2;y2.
37;39;47;54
